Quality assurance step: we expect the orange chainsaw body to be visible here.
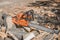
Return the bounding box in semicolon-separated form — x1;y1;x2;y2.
12;12;32;27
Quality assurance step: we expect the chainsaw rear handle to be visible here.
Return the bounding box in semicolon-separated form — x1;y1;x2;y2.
24;9;34;21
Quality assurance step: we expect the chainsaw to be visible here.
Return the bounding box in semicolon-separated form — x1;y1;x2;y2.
11;9;59;34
